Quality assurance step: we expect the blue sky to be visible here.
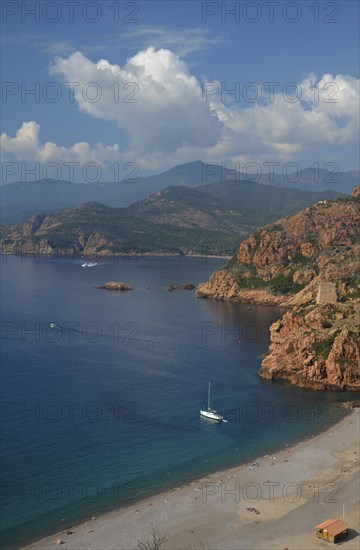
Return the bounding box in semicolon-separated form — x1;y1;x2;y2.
1;0;359;181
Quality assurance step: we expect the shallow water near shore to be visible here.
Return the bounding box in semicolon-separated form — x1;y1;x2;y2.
1;255;356;549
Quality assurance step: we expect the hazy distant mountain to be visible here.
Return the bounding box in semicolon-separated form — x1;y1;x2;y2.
345;169;360;181
1;161;358;224
258;167;359;194
0;162;241;224
0;180;108;224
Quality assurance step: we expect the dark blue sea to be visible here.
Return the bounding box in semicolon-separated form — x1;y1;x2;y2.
0;255;354;548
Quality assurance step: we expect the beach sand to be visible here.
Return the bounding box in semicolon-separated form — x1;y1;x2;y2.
24;411;360;550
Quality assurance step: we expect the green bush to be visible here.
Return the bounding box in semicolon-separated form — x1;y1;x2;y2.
313;333;338;360
225;255;239;270
270;273;304;295
234;275;266;289
291;252;312;265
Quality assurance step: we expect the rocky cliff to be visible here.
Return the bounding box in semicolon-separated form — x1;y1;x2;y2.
196;189;360;391
259;304;359;391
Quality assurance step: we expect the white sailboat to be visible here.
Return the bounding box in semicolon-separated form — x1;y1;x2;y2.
200;382;224;421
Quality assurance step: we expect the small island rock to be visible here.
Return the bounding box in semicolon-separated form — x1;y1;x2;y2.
96;282;133;291
167;283;195;291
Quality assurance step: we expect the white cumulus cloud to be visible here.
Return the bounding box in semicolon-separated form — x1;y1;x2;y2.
1;48;359;178
1;121;123;182
49;47;222;155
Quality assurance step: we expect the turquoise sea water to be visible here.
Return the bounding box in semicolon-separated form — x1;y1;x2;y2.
0;255;355;549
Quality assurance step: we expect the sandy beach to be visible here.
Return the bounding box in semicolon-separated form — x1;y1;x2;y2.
24;411;359;550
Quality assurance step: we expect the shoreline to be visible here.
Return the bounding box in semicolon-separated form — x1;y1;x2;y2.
0;252;232;261
23;410;360;550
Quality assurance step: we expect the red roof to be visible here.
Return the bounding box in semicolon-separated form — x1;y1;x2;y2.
315;519;349;536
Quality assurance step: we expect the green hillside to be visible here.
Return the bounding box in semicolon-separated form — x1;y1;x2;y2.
0;182;345;257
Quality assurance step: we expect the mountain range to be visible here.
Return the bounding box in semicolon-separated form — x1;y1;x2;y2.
0;180;344;257
1;161;358;224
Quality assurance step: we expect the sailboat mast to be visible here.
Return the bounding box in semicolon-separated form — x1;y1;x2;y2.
207;382;211;411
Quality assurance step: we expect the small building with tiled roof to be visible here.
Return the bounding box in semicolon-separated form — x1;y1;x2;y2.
315;518;349;543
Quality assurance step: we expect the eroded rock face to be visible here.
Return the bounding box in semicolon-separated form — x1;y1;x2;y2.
196;196;360;392
352;186;360;198
22;212;47;237
293;269;315;286
197;199;359;299
259;306;360;391
196;270;290;305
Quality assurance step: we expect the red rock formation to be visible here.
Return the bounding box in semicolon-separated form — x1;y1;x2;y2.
97;282;133;291
352;186;360;198
196;270;290;305
196;196;360;391
259;306;360;391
